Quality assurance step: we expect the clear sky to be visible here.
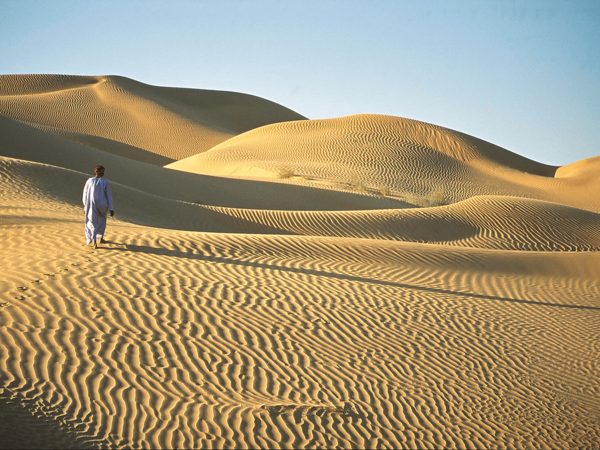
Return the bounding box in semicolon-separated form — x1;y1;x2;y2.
1;0;599;166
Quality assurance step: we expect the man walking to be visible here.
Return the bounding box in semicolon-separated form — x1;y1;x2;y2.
83;165;114;249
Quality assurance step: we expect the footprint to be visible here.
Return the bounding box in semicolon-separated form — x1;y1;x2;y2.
313;317;330;325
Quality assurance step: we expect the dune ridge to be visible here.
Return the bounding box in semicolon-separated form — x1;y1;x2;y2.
1;75;599;449
203;196;600;251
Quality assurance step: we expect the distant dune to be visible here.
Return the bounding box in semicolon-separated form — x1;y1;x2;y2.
0;75;599;449
0;74;306;162
167;114;600;213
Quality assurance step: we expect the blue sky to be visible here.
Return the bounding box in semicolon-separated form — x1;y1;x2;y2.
1;0;598;166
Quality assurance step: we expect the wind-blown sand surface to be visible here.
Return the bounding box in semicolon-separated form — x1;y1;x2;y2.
1;75;599;449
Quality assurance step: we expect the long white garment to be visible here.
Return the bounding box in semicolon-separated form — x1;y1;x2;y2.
83;177;114;245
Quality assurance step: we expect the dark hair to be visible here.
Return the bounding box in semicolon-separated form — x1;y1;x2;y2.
94;165;105;175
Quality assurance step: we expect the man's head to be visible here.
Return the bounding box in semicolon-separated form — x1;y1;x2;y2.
94;165;105;177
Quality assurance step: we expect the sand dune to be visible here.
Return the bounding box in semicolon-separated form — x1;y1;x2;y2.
0;115;407;212
1;76;599;449
168;114;600;213
0;74;306;162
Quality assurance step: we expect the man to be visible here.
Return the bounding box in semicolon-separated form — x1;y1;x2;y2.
83;165;114;249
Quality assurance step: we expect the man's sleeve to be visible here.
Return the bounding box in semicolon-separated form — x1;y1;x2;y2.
106;181;114;211
82;180;88;206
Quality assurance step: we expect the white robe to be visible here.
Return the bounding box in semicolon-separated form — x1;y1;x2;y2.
83;177;114;244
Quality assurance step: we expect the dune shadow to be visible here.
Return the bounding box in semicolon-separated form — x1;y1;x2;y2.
0;388;107;449
111;244;600;311
62;133;176;166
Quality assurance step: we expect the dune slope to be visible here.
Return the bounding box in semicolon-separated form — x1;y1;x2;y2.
203;196;600;251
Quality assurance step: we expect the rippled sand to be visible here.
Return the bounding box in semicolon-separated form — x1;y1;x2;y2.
1;75;599;449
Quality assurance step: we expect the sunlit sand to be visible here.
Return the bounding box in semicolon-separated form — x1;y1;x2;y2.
1;75;598;448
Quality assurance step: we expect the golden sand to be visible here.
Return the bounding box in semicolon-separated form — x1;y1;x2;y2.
0;75;598;449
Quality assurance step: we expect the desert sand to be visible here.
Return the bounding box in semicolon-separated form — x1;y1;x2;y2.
0;75;599;449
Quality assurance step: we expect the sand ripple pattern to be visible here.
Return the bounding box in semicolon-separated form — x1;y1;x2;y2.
1;213;600;448
206;196;600;251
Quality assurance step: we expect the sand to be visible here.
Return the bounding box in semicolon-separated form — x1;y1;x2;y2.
0;75;599;449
